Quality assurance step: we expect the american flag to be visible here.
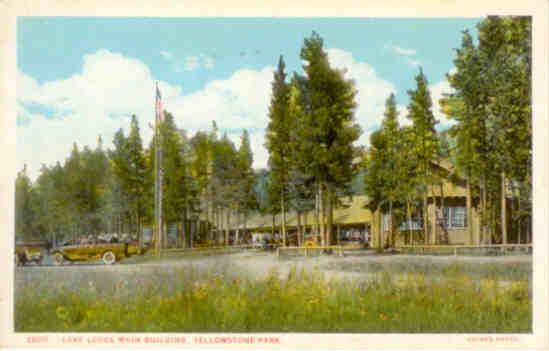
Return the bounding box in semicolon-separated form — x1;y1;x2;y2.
155;84;164;123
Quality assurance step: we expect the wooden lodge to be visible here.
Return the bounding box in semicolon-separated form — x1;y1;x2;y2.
246;159;530;248
244;196;372;246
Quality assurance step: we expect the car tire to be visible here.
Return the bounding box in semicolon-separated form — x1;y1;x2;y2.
102;251;116;265
53;253;64;266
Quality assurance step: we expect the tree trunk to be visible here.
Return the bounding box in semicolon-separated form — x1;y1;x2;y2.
423;189;429;244
179;219;187;248
406;197;412;246
271;214;275;237
377;209;383;250
388;199;393;248
225;209;230;246
182;207;188;248
327;186;334;245
137;214;142;249
517;195;522;244
243;212;248;244
501;171;507;244
490;195;496;244
162;222;167;249
319;182;325;246
314;184;320;245
439;182;448;244
526;216;532;244
204;203;209;241
481;178;487;244
235;211;240;245
214;207;219;243
216;207;220;245
281;194;287;247
431;188;437;245
466;177;473;245
190;220;194;248
297;211;302;246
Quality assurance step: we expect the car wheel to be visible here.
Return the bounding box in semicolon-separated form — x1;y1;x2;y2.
53;253;64;266
102;251;116;265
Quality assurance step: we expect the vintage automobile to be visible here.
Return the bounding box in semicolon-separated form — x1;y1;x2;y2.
15;241;48;266
51;238;144;265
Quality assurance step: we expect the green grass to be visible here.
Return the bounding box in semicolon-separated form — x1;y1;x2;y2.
15;266;531;333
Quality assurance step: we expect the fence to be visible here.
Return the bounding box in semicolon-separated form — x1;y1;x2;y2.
276;245;347;258
158;245;258;257
397;244;532;256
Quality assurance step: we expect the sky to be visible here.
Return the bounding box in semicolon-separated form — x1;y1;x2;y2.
17;17;481;179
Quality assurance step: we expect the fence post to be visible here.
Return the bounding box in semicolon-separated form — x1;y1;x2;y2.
305;248;308;257
338;245;343;257
453;247;457;257
276;247;280;257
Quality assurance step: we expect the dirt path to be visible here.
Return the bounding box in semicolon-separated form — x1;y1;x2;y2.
16;251;532;281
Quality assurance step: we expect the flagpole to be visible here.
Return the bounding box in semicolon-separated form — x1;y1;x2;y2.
158;96;163;254
154;82;163;255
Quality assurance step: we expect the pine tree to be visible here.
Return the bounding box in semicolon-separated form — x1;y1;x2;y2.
364;94;411;248
15;165;35;241
299;31;361;245
265;55;291;246
443;17;532;245
478;17;531;244
236;130;257;243
406;68;440;244
64;143;88;240
110;115;146;241
210;132;240;245
442;30;487;244
287;76;315;246
190;130;215;242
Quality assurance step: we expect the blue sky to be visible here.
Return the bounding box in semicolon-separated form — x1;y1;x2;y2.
17;17;481;179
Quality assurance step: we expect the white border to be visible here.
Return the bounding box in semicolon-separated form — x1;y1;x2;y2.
0;0;547;349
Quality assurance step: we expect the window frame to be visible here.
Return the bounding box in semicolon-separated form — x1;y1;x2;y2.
442;206;467;229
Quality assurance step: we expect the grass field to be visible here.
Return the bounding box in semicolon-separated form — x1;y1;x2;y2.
14;252;531;333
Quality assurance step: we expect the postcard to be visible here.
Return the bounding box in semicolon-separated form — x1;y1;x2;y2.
1;0;548;349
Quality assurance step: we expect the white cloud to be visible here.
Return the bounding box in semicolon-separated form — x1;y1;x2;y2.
18;47;402;179
17;49;271;179
326;48;396;145
387;44;421;67
183;56;200;71
429;79;455;129
396;104;411;128
160;50;173;60
203;56;215;70
406;59;422;67
160;51;215;72
390;45;416;57
393;80;455;130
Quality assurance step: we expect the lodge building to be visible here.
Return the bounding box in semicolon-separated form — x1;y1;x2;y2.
245;159;528;247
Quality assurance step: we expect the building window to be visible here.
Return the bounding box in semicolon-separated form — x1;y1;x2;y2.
443;207;467;229
399;219;422;230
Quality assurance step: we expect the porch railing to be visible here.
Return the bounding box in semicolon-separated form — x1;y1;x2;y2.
397;244;532;256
